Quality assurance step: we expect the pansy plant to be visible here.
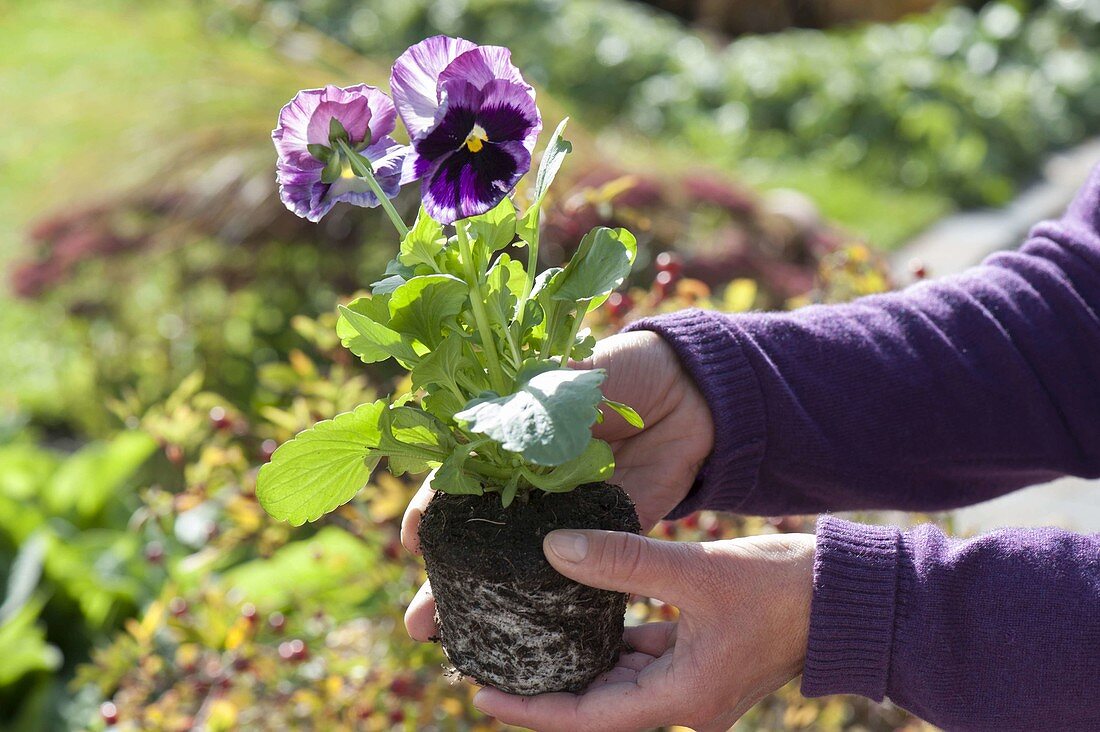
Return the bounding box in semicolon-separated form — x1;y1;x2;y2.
259;37;642;526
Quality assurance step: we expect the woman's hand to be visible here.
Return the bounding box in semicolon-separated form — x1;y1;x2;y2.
473;530;816;732
401;330;715;641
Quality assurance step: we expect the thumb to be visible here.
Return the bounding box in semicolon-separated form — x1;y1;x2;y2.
543;529;703;609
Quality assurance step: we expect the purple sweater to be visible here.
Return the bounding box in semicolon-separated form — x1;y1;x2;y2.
626;165;1100;730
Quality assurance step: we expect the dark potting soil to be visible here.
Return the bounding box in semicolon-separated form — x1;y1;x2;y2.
418;482;642;695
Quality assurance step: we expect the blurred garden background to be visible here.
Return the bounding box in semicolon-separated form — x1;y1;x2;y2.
2;0;1098;729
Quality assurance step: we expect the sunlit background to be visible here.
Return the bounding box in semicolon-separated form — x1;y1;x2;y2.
2;0;1098;729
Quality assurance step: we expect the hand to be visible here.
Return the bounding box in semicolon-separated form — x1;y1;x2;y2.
401;330;715;641
472;529;816;732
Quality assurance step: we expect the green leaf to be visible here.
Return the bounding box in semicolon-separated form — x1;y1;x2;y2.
0;597;61;686
411;335;465;393
307;143;332;163
530;267;563;300
569;329;597;361
434;447;484;496
518;118;571;244
552;227;637;306
468;197;517;254
222;527;393;609
455;368;606;466
422;386;467;422
533;118;571;205
337;301;421;366
398;207;447;270
521;439;615;492
371;259;416;295
603;398;645;429
486;254;526;325
0;533;46;625
256;401;385;525
528;267;563;342
329;116;349;144
377;406;452;476
45;431;157;520
500;472;521;507
388;274;468;348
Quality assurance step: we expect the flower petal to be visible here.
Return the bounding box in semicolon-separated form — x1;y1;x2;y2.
414;81;481;165
275;164;329;222
364;136;413;190
274;84;396;161
391;35;477;139
319;136;410;215
305;96;373;147
421;139;529;224
274;86;408;222
358;84;398;141
438;45;526;93
474;78;542;152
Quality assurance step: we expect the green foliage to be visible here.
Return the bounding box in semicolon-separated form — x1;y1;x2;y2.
222;526;385;607
518;439;615;492
258;123;644;514
397;207;448;270
0;432;159;725
551;226;638;307
603;398;645;429
0;598;61;687
257;401;385;525
336;301;421;366
455;367;607;467
387;274;468;348
280;0;1100;245
531;119;573;205
41;432;157;522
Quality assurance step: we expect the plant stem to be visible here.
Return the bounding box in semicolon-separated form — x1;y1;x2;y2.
467;457;513;482
538;300;559;361
335;139;409;238
503;321;523;368
456;224;508;393
516;209;540;314
561;306;587;364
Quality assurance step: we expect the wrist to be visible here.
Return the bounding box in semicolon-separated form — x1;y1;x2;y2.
624;309;767;517
777;533;816;678
733;533;816;680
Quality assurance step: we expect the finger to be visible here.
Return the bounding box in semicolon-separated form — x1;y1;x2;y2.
614;651;658;673
404;581;438;642
474;676;676;732
543;530;706;608
401;473;437;555
586;665;642;689
623;622;677;657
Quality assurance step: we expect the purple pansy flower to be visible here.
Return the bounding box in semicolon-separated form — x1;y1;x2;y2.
390;36;542;224
272;84;414;222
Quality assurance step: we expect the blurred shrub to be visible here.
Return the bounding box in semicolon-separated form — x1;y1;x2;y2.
10;127;855;438
253;0;1100;208
641;0;942;34
0;431;161;729
66;275;936;732
639;1;1100;207
10;190;399;433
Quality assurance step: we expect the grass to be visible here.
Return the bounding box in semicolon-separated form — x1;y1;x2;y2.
604;129;952;250
734;159;954;250
0;0;383;429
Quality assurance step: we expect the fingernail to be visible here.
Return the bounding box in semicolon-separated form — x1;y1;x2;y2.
547;530;588;563
472;689;489;711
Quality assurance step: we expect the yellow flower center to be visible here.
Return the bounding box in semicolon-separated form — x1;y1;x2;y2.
340;159;356;179
464;124;488;153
